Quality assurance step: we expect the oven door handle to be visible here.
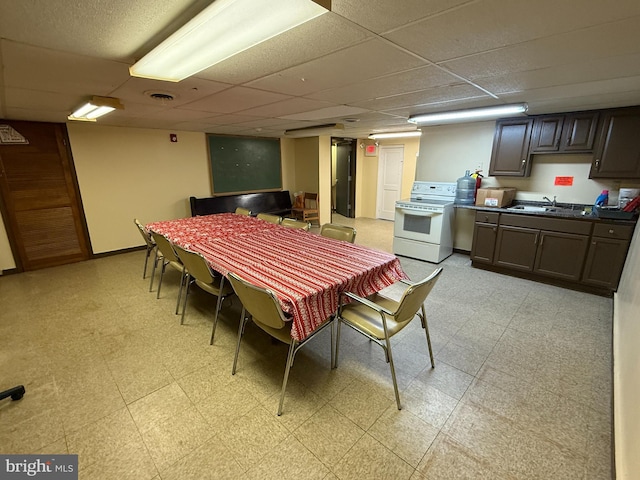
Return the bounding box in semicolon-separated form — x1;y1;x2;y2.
396;208;442;217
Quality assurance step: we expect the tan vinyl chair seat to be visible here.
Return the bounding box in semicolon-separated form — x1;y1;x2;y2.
320;223;356;243
228;272;333;415
173;244;235;345
150;232;186;314
134;218;157;281
335;268;443;410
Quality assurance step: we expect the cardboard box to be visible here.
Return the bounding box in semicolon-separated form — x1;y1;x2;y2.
475;187;516;208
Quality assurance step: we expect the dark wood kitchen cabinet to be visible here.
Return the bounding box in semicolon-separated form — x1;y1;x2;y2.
470;211;499;264
530;112;598;154
534;230;589;281
489;118;534;176
590;106;640;179
494;224;539;271
582;223;634;289
471;210;636;294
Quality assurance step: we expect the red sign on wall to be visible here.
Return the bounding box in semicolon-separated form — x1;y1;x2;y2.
554;176;574;186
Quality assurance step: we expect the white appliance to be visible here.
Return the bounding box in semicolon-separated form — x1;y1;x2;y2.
393;181;456;263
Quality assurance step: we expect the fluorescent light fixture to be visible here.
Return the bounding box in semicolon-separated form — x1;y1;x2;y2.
408;103;528;125
368;131;422;140
284;123;344;138
68;96;124;122
130;0;331;82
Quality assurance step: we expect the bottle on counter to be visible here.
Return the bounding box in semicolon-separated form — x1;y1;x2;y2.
594;189;609;207
455;170;476;205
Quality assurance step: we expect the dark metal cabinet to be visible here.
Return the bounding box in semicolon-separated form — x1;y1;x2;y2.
582;223;634;289
489;118;534;176
591;107;640;179
470;211;499;264
530;112;599;154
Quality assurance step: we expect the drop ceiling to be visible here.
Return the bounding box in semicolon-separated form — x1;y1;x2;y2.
1;0;639;138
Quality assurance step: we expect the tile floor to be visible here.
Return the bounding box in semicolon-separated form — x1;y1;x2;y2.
0;216;613;479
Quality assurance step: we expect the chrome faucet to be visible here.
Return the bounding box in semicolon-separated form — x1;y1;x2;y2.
543;195;557;207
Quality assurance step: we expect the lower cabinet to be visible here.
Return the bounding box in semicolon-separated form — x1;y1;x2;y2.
471;211;634;293
470;211;499;264
582;223;634;289
494;225;538;271
534;231;589;281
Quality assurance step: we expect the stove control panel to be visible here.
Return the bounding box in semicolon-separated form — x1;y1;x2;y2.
396;202;445;212
411;181;457;199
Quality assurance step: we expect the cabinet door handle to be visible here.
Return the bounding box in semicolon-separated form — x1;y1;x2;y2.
609;229;615;234
594;159;600;170
534;233;539;244
539;234;544;246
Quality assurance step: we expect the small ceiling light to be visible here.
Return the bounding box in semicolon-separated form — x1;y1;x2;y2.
368;131;422;140
130;0;331;82
284;123;344;137
68;96;124;122
408;103;528;126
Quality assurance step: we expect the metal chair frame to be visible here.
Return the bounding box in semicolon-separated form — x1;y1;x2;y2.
229;272;334;416
334;268;442;410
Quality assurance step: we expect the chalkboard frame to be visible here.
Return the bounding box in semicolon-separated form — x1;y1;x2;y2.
207;134;282;194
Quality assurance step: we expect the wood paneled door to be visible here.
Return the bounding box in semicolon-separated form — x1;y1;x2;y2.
0;120;91;271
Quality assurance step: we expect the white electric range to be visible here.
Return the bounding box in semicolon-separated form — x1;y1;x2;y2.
393;181;456;263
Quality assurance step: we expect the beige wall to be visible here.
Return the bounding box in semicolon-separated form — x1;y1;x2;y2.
614;226;640;480
354;137;419;218
67;123;211;253
417;121;640;250
0;217;14;271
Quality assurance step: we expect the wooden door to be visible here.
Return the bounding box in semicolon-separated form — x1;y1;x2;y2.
494;225;538;271
0;120;91;271
533;231;589;281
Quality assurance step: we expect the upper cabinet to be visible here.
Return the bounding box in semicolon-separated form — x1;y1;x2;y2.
530;111;599;154
489;118;534;177
590;106;640;179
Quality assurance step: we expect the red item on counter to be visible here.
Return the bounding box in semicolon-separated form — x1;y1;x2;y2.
622;195;640;212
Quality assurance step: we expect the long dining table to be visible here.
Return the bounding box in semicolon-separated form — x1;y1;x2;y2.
146;213;407;341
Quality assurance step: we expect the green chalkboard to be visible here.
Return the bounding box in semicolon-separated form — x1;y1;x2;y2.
208;135;282;194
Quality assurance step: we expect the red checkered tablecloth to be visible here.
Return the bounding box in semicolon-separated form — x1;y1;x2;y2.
147;214;407;340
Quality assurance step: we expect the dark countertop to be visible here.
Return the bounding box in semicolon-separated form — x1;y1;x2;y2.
456;201;638;224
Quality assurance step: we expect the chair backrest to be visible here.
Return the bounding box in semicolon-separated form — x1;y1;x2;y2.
320;223;356;243
134;219;155;247
257;213;282;224
235;207;251;215
228;272;286;329
393;268;443;323
281;218;311;231
173;245;214;284
150;232;181;264
303;192;318;209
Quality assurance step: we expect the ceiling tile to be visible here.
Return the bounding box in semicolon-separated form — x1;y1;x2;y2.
237;97;333;117
246;38;426;96
1;40;129;95
352;84;489;112
307;65;465;104
441;16;640;80
0;0;212;60
180;87;292;114
385;0;640;63
194;12;372;85
332;0;474;34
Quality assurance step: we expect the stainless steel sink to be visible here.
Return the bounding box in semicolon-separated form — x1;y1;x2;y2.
506;205;549;212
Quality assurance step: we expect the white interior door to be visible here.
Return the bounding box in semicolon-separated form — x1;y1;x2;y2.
376;145;404;220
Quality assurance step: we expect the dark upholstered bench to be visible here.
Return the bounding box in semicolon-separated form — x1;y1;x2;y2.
189;191;293;217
